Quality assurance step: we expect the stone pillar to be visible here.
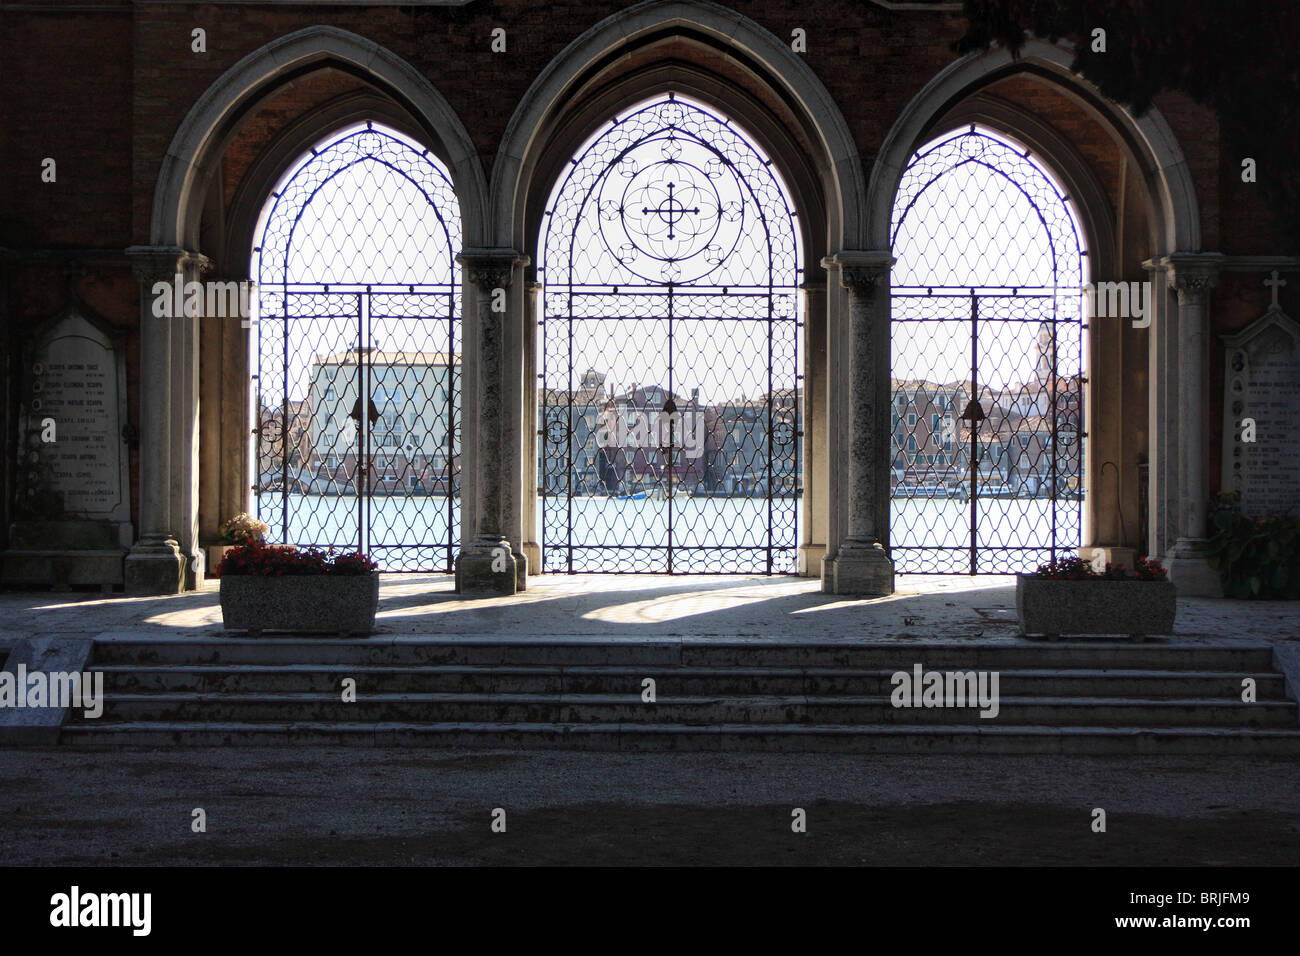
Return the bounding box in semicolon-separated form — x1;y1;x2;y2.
197;270;252;556
1162;253;1224;596
520;280;542;579
1144;259;1170;559
123;246;208;595
455;248;527;596
822;251;894;595
798;278;827;576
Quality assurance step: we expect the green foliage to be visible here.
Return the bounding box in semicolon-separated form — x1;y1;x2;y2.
956;0;1300;248
1205;492;1300;599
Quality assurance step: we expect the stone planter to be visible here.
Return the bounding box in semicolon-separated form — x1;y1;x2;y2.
219;572;379;636
1015;575;1176;641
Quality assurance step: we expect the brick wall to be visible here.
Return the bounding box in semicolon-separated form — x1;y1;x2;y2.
1;0;1286;541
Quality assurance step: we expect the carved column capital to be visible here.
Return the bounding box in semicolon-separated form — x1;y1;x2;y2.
125;245;212;283
823;251;894;298
457;248;529;292
1161;253;1224;305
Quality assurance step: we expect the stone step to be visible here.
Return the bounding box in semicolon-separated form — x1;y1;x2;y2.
58;720;1300;754
87;637;1279;671
92;664;1291;699
77;692;1298;728
67;639;1295;753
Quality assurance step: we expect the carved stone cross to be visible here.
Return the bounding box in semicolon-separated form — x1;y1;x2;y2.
1264;270;1287;311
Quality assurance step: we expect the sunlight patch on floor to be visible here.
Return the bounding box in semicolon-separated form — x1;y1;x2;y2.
582;581;814;624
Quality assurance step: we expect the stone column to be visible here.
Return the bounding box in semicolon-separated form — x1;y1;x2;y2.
797;277;827;576
520;280;543;579
1162;253;1224;596
823;251;894;595
123;246;208;594
456;248;527;595
1143;258;1175;560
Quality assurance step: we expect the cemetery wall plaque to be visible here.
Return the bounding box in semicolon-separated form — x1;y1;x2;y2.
2;305;132;589
1220;308;1300;518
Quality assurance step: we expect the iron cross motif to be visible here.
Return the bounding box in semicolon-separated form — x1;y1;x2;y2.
642;182;699;240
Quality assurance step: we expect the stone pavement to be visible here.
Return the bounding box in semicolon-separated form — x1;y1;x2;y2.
2;748;1299;865
0;573;1296;646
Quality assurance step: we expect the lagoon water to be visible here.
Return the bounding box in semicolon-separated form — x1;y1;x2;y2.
257;493;1077;574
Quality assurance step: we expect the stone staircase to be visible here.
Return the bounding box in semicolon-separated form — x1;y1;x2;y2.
60;637;1300;753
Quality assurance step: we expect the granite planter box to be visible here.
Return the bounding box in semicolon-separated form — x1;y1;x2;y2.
219;572;379;636
1015;575;1176;640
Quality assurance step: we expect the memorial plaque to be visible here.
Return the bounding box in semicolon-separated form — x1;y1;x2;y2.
19;309;130;525
4;305;132;588
1221;306;1300;518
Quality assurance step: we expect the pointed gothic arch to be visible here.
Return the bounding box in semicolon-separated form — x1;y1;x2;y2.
866;38;1200;256
484;0;871;585
127;25;485;592
867;38;1209;582
151;24;487;250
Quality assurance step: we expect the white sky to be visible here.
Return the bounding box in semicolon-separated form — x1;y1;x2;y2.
891;126;1089;392
250;118;1086;409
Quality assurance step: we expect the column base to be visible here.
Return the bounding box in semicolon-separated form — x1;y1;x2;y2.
798;543;826;577
1165;537;1223;598
455;540;518;596
522;540;541;582
513;550;528;592
823;541;894;596
124;537;186;595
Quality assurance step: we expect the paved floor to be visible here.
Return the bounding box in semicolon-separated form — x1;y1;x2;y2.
2;577;1296;867
1;573;1297;644
0;748;1296;865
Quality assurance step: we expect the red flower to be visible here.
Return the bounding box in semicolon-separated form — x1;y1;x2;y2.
216;543;377;577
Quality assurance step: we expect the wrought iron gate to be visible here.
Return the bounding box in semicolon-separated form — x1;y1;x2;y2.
538;94;802;574
889;127;1086;573
252;124;461;571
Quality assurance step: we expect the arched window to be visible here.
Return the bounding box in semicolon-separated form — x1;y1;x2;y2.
889;125;1088;573
538;94;802;573
251;121;461;571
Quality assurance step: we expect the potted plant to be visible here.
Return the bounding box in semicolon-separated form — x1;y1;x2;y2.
216;543;379;636
1016;556;1175;641
208;513;270;579
1205;492;1300;599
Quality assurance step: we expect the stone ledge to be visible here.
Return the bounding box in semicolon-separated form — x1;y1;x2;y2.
1;549;125;589
0;637;94;745
1272;645;1300;724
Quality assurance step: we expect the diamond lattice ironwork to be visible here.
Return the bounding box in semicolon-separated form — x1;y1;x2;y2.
538;95;803;573
889;126;1087;574
252;123;461;571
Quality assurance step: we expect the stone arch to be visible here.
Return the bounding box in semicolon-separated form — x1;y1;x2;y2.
867;38;1200;258
221;89;439;270
151;24;487;251
508;63;827;283
490;0;868;255
484;0;870;582
868;39;1207;576
930;96;1118;281
129;25;487;593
